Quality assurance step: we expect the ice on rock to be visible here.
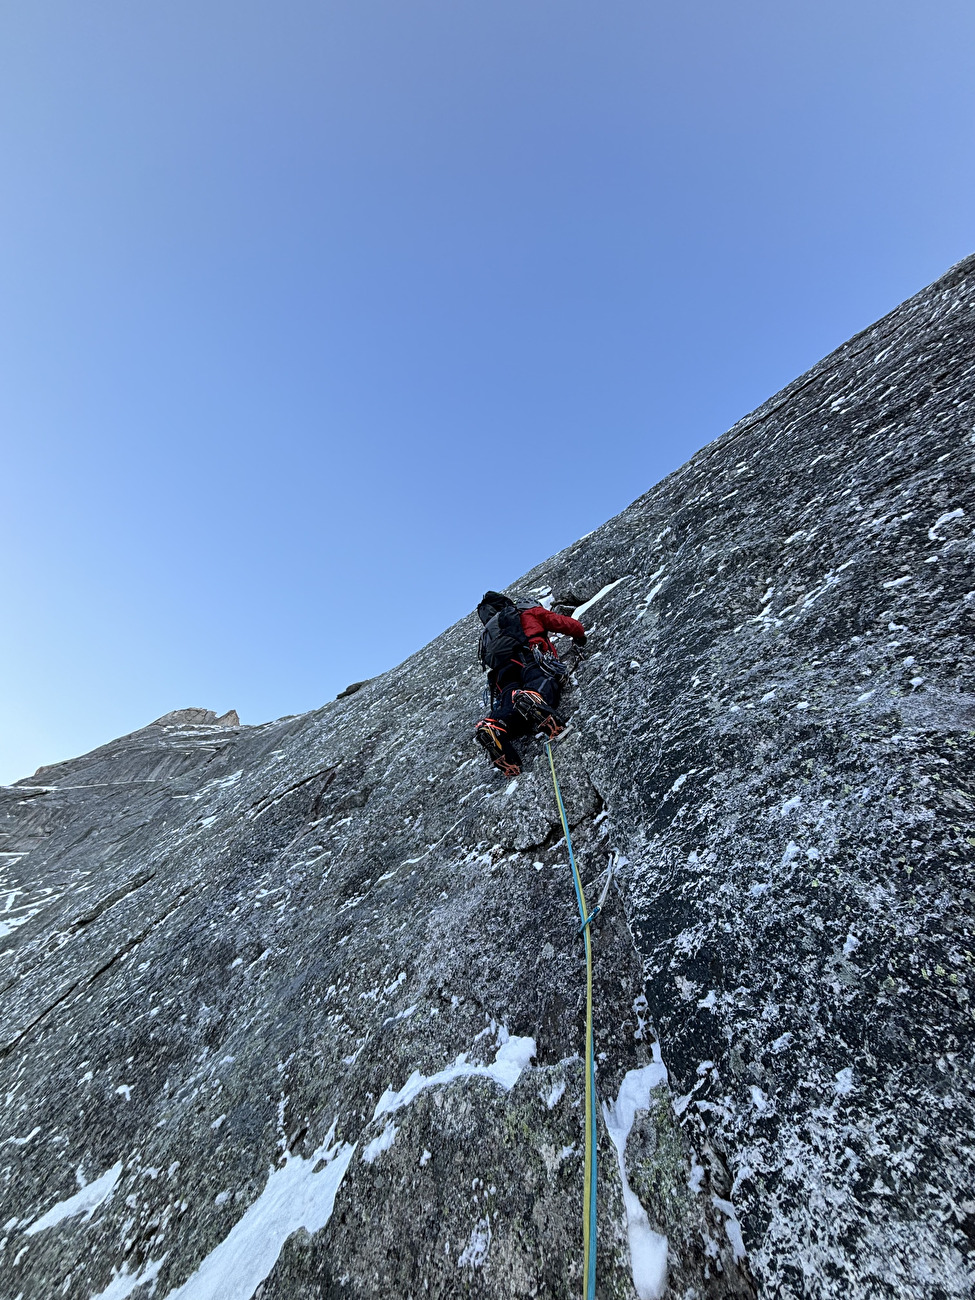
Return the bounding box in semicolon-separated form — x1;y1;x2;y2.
89;1255;167;1300
361;1121;398;1164
834;1068;855;1096
712;1197;747;1261
457;1217;492;1268
749;1086;769;1112
927;508;965;540
571;578;626;620
545;1079;566;1109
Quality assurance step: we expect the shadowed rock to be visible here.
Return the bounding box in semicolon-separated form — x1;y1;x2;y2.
336;681;372;701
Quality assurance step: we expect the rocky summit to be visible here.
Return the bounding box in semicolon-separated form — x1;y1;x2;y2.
2;255;974;1300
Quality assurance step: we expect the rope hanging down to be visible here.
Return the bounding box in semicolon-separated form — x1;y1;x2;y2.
545;740;598;1300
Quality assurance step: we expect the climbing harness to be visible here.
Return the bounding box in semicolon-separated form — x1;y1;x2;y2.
545;740;598;1300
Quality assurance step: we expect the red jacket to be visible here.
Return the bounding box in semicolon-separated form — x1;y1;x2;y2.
519;605;585;654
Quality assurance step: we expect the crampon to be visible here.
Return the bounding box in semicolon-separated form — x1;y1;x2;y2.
512;690;565;738
474;719;521;776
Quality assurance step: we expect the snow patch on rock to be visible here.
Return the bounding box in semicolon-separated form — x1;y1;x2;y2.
26;1161;122;1235
161;1125;354;1300
602;1047;670;1299
373;1033;536;1121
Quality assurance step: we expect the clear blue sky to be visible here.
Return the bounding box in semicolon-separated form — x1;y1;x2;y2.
2;1;973;784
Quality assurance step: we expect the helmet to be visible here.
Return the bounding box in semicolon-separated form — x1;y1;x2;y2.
476;590;515;625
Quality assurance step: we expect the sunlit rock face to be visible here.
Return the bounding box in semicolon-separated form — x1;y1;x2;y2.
2;254;973;1300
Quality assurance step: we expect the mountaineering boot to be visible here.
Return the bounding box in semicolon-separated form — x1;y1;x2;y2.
512;689;564;738
474;719;521;776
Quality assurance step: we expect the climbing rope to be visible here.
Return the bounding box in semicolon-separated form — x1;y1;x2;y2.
545;740;598;1300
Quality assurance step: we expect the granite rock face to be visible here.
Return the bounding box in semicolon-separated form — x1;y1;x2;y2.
2;256;974;1300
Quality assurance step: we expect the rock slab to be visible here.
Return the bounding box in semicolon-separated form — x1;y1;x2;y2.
2;255;974;1298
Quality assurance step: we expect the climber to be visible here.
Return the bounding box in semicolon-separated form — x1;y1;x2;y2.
474;591;587;776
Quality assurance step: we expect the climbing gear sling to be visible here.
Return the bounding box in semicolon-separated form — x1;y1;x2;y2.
579;855;615;935
545;740;597;1300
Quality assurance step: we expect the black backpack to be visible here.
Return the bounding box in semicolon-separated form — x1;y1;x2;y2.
478;606;531;672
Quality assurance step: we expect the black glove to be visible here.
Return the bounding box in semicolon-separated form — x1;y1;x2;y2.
573;634;587;647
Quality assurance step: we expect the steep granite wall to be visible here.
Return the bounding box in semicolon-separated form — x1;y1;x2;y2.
2;255;974;1299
